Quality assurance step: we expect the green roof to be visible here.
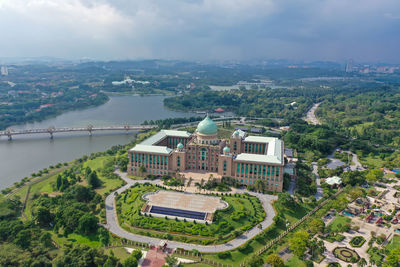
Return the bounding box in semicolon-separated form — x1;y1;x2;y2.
196;115;218;135
177;143;184;149
223;146;230;153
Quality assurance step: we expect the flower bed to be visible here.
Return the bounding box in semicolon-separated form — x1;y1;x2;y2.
333;247;360;263
350;236;366;247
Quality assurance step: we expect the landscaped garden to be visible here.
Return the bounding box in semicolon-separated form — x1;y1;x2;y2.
116;183;265;245
333;247;360;263
350;236;366;247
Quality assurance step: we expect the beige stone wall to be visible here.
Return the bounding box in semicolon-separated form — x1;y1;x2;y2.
229;135;242;155
218;154;233;177
185;142;221;172
171;150;187;172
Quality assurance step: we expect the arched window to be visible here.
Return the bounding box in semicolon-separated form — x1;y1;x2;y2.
223;161;227;171
177;156;180;167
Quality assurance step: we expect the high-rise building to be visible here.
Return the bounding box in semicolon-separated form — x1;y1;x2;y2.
1;66;8;76
345;59;354;72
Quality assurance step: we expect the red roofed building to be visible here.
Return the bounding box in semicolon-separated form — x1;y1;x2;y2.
215;108;225;112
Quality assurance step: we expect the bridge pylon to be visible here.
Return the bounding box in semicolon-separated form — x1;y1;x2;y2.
124;123;130;134
87;124;93;136
48;126;55;139
5;128;12;140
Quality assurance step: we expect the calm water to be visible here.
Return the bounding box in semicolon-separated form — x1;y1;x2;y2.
0;95;196;189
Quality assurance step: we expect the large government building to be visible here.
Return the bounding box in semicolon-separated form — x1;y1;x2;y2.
128;116;285;192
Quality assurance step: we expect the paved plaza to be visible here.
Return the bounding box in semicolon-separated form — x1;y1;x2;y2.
144;190;227;214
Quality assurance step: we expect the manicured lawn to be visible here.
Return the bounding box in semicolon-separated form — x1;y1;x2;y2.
329;216;351;232
105;247;131;260
386;235;400;252
117;184;265;245
84;156;124;196
333;247;359;263
285;255;307;267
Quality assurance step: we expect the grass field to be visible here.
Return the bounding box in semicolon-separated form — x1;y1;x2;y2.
285;255;307;267
201;200;314;266
386;235;400;252
84;156;124;196
329;216;351;232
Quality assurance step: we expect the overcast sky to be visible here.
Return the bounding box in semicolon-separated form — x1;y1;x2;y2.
0;0;399;63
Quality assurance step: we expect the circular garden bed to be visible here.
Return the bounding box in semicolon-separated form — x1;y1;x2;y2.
333;247;360;263
327;263;341;267
350;236;366;247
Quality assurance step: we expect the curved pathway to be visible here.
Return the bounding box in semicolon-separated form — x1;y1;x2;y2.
105;170;277;253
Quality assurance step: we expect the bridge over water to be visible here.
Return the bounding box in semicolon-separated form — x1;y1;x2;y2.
0;124;157;140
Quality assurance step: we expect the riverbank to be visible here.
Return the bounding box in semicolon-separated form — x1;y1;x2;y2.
0;95;197;190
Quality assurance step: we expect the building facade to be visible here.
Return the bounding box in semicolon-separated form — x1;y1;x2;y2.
128;116;285;192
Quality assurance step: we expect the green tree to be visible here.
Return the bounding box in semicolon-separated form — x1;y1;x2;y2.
87;170;101;188
34;206;53;226
122;256;137;267
366;169;384;183
246;255;264;267
165;255;178;266
357;258;367;267
266;254;284;267
39;232;53;247
98;227;110;245
386;248;400;267
56;175;62;190
308;218;325;234
78;213;99;235
289;231;310;258
277;193;297;209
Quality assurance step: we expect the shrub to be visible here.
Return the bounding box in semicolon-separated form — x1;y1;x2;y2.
349;236;366;247
217;251;231;259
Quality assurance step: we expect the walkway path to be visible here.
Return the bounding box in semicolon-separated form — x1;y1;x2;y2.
105;170;277;253
346;151;365;171
312;162;323;200
304;103;322;125
287;178;296;195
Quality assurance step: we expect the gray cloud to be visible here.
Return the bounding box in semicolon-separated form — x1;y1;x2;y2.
0;0;399;62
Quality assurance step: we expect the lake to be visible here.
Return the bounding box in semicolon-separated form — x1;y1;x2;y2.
0;95;196;190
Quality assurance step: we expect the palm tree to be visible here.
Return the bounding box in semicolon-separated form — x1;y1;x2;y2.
357;258;367;267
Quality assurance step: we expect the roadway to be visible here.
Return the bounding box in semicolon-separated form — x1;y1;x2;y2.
312;162;323;200
304;103;322;125
105;170;277;253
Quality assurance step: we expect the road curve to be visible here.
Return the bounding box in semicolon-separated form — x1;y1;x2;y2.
105;170;277;253
304;102;322;125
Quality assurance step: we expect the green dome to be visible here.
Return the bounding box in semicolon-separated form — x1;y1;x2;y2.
223;146;230;153
196;115;218;135
177;143;184;149
234;130;240;135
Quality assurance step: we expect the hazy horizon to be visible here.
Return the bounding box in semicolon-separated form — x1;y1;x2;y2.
0;0;399;63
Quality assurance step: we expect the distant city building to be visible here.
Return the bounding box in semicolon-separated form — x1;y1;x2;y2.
128;116;285;192
345;59;354;72
1;66;8;76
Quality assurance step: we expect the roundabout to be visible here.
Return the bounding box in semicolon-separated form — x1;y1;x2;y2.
105;170;277;253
